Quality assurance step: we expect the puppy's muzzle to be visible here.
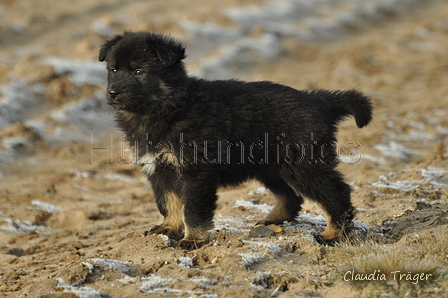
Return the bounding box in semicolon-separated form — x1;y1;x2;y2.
108;88;120;100
107;88;126;108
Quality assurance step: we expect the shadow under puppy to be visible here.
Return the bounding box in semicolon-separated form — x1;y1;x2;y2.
99;31;373;250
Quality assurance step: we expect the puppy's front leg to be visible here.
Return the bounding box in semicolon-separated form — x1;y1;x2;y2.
148;167;184;241
178;172;219;250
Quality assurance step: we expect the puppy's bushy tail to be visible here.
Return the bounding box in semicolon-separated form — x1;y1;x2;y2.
314;89;373;128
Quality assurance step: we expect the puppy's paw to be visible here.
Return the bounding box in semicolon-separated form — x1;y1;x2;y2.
315;234;340;246
149;225;183;241
177;238;207;250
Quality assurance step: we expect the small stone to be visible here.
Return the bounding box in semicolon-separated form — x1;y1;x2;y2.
249;226;275;238
267;224;283;234
238;206;245;211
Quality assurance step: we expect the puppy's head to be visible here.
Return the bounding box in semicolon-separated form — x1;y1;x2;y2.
99;31;187;115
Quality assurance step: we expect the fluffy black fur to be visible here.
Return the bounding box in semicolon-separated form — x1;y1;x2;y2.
99;31;373;249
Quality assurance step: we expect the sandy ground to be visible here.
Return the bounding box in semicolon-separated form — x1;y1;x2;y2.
0;0;447;297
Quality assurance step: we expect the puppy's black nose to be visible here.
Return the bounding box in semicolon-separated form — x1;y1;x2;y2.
108;89;121;99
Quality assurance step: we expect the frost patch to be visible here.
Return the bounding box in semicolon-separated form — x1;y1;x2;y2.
370;178;422;191
0;79;43;128
50;95;115;137
55;278;110;298
30;200;62;213
214;216;252;233
370;167;448;191
296;213;327;226
419;167;447;180
178;256;194;269
238;252;266;269
104;173;137;184
243;240;282;256
235;200;273;214
89;258;136;275
224;0;422;42
190;277;219;287
353;220;373;232
158;234;173;247
139;274;175;293
81;262;94;274
0;218;47;233
40;57;107;87
374;141;417;162
361;154;393;165
191;33;281;80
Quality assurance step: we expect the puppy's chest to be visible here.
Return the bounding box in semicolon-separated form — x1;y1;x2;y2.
136;150;180;176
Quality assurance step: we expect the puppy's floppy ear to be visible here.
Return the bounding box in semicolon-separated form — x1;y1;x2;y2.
99;35;123;62
152;37;186;66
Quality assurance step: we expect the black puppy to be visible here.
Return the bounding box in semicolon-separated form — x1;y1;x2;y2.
99;31;373;249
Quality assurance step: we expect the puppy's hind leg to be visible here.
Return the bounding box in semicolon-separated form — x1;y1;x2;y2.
255;175;304;226
285;165;355;243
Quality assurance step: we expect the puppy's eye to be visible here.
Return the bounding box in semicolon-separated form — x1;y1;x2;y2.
110;68;117;74
134;69;144;76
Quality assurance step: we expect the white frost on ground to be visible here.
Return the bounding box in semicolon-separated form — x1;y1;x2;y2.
185;0;431;79
296;213;327;226
234;200;273;214
0;218;47;233
370;178;424;191
419;167;447;180
158;234;173;247
225;0;429;40
0;79;44;128
243;240;282;256
89;258;137;275
29;200;62;213
139;274;175;293
55;278;110;298
40;57;107;87
238;252;266;269
374;140;418;162
81;262;95;274
48;94;115;139
353;220;374;232
190;277;219;287
214;216;252;233
178;256;194;269
103;173;138;184
361;154;393;165
370;166;448;191
190;33;281;80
